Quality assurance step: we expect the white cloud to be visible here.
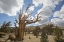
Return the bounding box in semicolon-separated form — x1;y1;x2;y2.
0;0;24;16
33;0;63;15
37;0;63;14
32;0;63;26
32;0;43;7
35;15;49;25
53;5;64;18
51;5;64;26
29;6;34;11
38;6;52;17
33;0;62;9
0;0;63;26
51;18;64;26
39;17;49;24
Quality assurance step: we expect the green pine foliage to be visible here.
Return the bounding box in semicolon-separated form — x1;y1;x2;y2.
40;28;48;42
0;21;11;33
54;26;64;42
32;26;40;38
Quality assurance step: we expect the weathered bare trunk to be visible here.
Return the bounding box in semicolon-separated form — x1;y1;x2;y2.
14;4;42;41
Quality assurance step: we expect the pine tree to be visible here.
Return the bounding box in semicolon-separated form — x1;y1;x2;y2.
32;26;40;38
40;28;48;42
54;26;64;42
1;21;11;33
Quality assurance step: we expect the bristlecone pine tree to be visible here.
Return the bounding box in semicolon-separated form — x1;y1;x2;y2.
40;28;48;42
14;4;43;40
54;26;64;42
32;26;40;38
43;24;54;35
1;21;11;33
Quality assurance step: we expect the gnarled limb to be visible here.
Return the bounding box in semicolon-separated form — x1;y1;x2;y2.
21;12;32;22
26;11;43;24
25;4;30;13
21;4;31;21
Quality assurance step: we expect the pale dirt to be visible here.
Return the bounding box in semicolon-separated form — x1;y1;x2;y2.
0;33;56;42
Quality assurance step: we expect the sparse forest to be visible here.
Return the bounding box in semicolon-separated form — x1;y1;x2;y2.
0;21;11;33
0;1;64;42
0;21;64;42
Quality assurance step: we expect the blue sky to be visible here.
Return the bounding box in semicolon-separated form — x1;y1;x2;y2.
0;0;64;27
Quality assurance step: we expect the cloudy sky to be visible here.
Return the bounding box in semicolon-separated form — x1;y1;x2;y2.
0;0;64;27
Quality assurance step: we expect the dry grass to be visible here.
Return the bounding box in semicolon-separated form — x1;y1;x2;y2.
0;32;64;42
0;34;55;42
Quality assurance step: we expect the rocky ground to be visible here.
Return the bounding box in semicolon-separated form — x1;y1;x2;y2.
0;34;55;42
0;32;64;42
